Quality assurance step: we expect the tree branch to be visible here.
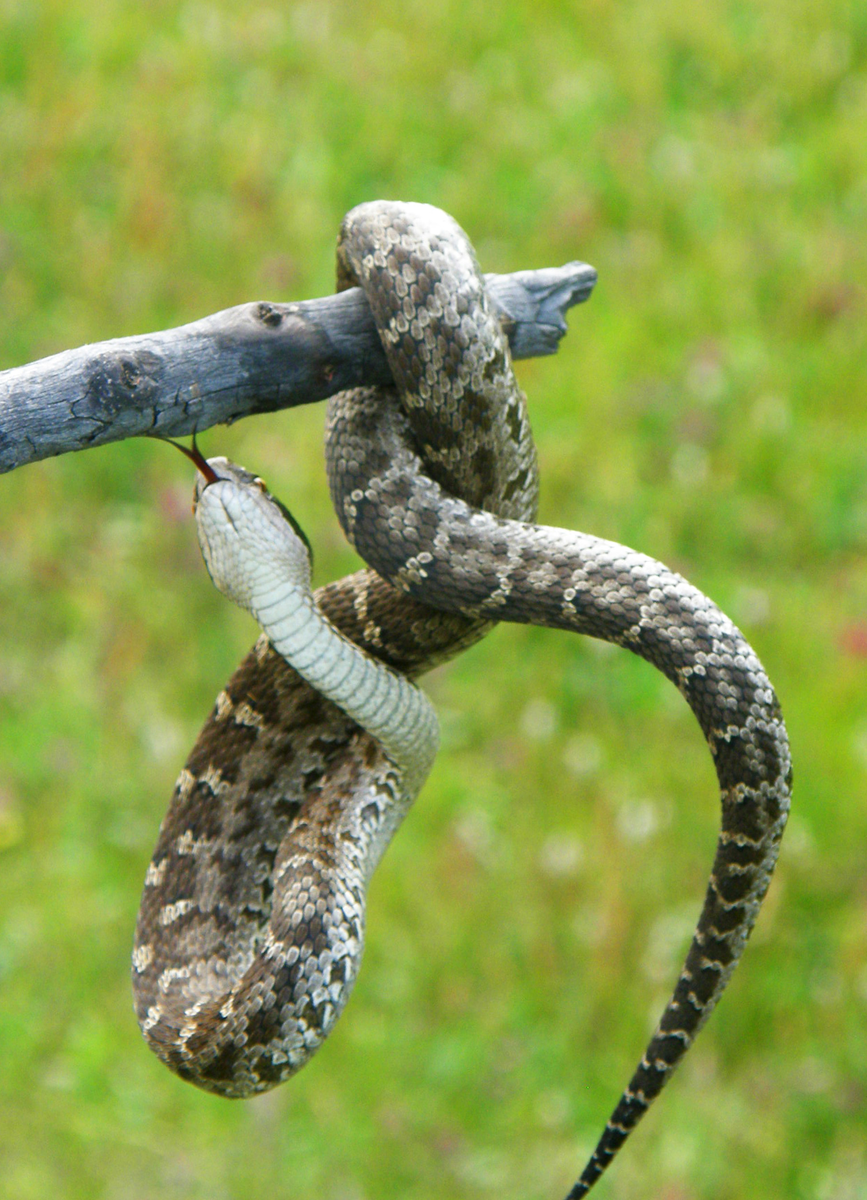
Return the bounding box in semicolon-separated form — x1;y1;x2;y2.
0;262;596;475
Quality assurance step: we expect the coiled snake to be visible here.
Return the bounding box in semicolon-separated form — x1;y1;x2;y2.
132;202;792;1196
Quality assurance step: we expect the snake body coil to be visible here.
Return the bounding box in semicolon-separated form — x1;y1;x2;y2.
133;202;791;1196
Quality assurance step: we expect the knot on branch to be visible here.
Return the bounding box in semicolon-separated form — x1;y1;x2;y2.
79;349;162;419
255;303;284;328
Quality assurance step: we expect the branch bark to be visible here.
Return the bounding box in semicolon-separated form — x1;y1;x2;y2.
0;262;596;475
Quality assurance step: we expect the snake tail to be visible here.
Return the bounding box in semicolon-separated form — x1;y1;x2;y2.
326;391;793;1197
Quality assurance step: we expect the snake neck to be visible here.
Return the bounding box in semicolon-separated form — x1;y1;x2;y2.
252;580;439;797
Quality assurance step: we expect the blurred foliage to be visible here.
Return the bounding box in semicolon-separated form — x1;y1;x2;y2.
1;1;866;1198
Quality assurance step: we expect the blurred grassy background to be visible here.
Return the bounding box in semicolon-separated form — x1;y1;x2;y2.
1;1;865;1198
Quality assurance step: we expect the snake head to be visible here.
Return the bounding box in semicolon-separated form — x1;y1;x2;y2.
181;453;315;619
166;439;312;568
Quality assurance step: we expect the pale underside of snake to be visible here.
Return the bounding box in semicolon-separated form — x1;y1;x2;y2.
132;202;792;1197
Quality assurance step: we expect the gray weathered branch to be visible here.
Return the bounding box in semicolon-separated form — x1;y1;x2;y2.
0;263;596;475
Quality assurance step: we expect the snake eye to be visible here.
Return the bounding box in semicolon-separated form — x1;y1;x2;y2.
254;477;268;493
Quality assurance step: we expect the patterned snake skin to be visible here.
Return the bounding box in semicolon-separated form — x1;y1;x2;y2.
133;202;792;1196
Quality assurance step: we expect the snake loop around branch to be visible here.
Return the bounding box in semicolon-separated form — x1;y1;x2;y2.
133;201;791;1197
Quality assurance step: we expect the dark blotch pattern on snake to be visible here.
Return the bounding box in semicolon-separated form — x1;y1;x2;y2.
133;202;791;1196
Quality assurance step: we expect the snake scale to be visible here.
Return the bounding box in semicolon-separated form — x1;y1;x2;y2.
132;202;792;1196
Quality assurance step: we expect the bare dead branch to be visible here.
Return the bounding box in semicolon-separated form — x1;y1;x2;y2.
0;263;596;475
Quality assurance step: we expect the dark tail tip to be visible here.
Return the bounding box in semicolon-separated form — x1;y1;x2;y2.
565;1087;651;1197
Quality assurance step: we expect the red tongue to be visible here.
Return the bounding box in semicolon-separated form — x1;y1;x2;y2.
165;436;220;484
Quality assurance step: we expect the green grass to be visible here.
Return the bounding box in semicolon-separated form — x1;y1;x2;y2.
1;1;866;1197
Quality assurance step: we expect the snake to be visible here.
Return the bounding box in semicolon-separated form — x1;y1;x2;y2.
132;202;792;1197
